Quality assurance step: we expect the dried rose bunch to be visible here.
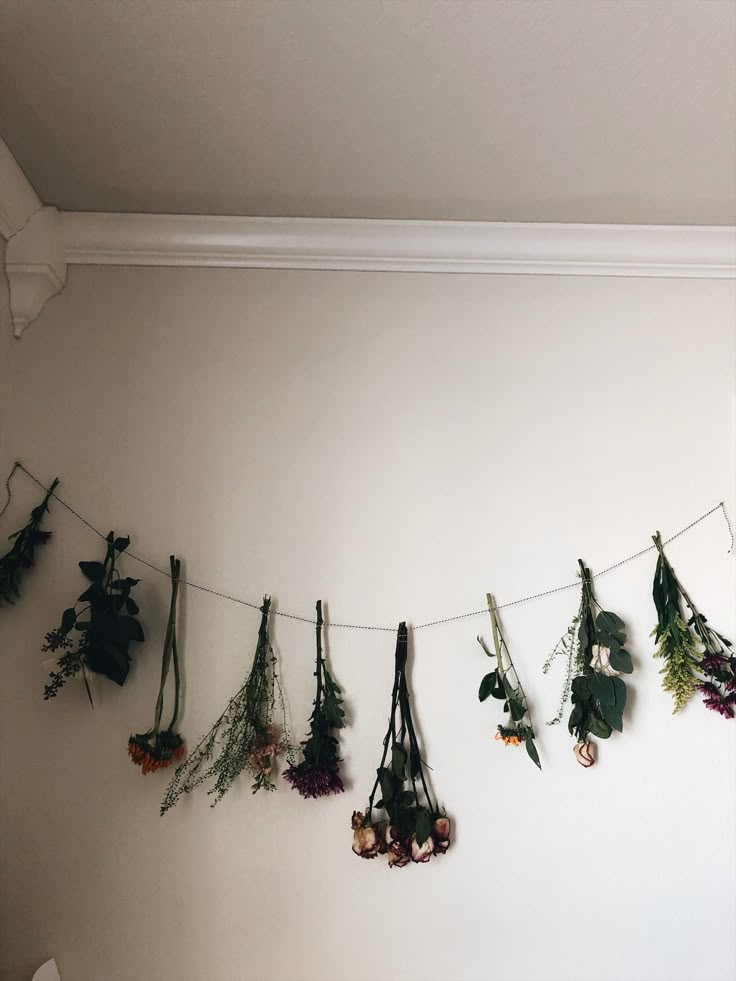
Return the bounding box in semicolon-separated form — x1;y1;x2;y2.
653;533;735;718
546;561;632;768
129;556;186;774
284;601;345;799
351;622;451;867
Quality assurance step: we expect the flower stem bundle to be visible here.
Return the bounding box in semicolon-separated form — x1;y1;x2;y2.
129;556;186;773
0;477;58;606
351;623;450;867
284;600;345;798
478;593;540;769
42;532;144;705
548;561;632;767
652;533;735;717
160;596;293;814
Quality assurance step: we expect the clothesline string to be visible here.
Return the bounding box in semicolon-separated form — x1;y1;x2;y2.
3;461;733;633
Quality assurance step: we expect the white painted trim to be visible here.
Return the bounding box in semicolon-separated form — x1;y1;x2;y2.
6;207;67;336
61;213;736;278
0;139;42;241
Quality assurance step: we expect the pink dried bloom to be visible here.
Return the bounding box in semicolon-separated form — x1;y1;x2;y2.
411;834;434;863
432;816;451;855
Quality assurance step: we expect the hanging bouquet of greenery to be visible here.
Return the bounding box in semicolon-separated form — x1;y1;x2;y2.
160;596;294;814
652;533;735;717
42;532;144;705
284;601;345;798
0;477;58;606
128;556;186;773
351;622;451;867
545;561;632;767
478;593;540;768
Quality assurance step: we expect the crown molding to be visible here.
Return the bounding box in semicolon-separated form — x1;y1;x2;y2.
0;140;42;241
61;212;736;279
6;207;67;337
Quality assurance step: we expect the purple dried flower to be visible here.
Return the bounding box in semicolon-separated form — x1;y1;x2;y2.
701;653;730;674
697;683;735;719
283;761;344;799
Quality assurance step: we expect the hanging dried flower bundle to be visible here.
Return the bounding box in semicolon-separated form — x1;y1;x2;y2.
652;533;735;717
42;532;144;705
477;593;540;768
351;622;451;867
0;477;58;606
128;556;186;773
160;596;293;814
284;601;345;798
545;561;633;767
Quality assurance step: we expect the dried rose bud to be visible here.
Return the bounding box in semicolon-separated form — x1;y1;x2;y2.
432;816;451;854
352;824;381;859
387;843;410;868
411;834;434;863
573;741;595;768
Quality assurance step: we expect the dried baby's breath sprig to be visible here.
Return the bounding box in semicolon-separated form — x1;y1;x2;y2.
160;596;294;814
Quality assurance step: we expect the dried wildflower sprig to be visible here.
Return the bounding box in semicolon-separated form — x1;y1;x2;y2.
129;556;186;774
547;561;632;767
43;532;144;705
478;593;541;769
653;533;735;717
284;600;345;798
351;622;451;867
161;596;294;814
0;478;58;606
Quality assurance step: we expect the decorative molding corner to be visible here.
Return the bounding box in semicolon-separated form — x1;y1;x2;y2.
61;213;736;279
0;139;42;241
6;207;67;337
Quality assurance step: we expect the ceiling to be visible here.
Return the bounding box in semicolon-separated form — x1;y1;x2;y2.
1;0;734;225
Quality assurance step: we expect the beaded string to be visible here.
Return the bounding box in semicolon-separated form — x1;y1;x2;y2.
5;460;733;634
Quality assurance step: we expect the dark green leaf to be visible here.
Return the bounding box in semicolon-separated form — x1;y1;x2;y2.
609;648;633;673
596;610;625;633
590;672;616;706
415;808;432;846
600;701;624;732
391;744;407;779
526;738;541;769
478;671;497;702
571;675;591;697
611;676;627;711
61;607;77;633
379;767;396;806
113;537;130;552
79;561;104;582
509;697;526;722
588;717;612;739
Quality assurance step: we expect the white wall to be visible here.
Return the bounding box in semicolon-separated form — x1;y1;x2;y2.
0;266;734;981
